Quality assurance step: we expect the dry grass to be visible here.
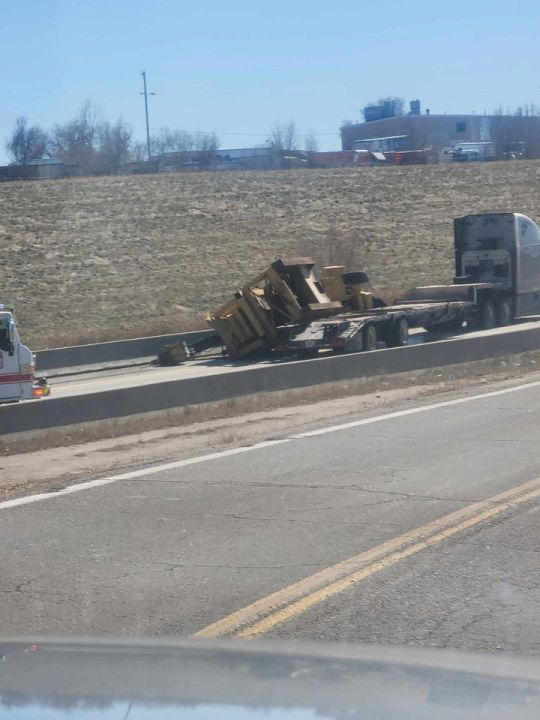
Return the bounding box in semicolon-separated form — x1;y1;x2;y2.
50;315;207;349
3;161;540;348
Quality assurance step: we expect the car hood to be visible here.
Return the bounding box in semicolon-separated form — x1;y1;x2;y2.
0;637;539;719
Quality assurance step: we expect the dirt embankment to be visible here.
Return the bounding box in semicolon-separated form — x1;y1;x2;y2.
2;160;540;348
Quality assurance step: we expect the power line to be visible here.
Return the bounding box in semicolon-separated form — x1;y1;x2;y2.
135;75;340;142
148;126;339;137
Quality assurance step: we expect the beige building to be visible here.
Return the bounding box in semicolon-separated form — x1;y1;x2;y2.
341;113;540;158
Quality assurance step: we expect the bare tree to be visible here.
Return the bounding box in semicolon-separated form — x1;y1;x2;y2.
283;121;299;151
192;131;219;167
130;141;147;162
493;103;540;117
50;101;101;174
521;102;539;117
6;116;48;165
150;127;194;156
270;120;299;151
304;131;318;153
149;128;219;169
96;117;133;174
172;129;195;152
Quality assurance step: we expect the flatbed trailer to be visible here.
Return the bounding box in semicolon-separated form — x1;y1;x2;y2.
285;300;475;354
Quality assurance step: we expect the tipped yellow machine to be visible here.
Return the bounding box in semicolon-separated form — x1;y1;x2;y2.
207;257;342;359
320;266;375;311
157;256;376;364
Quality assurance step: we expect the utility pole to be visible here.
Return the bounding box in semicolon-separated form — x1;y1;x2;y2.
140;70;156;159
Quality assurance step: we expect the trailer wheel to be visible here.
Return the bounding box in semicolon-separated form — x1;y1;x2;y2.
497;297;513;326
363;324;378;352
387;317;409;347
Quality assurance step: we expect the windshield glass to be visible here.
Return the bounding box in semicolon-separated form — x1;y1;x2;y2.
2;1;540;717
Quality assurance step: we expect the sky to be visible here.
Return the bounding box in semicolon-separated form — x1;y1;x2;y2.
1;0;540;161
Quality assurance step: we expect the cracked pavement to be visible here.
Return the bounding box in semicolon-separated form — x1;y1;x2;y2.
1;380;540;653
272;502;540;655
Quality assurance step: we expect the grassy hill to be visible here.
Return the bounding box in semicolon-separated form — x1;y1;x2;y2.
2;160;540;348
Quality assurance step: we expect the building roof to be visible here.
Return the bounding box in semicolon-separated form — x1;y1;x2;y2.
341;114;540;130
216;147;271;158
31;158;62;165
353;134;409;142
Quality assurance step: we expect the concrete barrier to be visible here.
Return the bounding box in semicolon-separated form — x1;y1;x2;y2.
35;330;215;372
4;323;540;436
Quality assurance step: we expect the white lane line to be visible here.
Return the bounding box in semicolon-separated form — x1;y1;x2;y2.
292;379;540;438
2;378;540;512
0;440;288;511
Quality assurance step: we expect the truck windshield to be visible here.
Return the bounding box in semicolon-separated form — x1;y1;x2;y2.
457;215;516;251
0;315;11;351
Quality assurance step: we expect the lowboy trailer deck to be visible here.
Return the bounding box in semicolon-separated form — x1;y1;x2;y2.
285;300;476;354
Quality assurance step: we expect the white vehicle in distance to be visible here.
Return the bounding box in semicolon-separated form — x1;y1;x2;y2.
0;306;49;403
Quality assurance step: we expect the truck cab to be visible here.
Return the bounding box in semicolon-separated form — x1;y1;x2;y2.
454;212;540;317
0;308;44;403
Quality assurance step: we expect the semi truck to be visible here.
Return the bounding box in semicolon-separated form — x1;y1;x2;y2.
0;306;49;403
158;212;540;363
288;212;540;354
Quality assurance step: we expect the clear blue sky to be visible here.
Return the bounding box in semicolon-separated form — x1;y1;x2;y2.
2;0;539;161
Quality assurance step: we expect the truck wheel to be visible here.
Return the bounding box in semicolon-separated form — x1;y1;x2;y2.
479;300;497;329
387;317;409;347
423;319;463;334
497;297;513;326
297;348;319;358
363;324;378;352
469;300;497;330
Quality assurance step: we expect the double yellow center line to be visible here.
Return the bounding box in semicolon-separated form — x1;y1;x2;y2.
194;475;540;638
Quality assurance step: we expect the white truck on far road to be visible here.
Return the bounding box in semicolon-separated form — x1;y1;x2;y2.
0;306;49;403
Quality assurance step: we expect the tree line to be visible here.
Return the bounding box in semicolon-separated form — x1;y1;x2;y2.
5;101;223;175
5;103;319;176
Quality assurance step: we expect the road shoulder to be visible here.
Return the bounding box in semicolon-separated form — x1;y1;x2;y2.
3;355;540;501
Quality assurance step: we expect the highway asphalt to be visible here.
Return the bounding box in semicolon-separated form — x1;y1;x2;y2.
47;318;540;400
48;353;273;398
2;378;540;653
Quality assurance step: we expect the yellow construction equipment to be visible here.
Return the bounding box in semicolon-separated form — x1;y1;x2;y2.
320;267;374;311
208;257;341;358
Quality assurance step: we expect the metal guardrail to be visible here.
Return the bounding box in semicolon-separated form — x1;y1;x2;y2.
4;323;540;436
